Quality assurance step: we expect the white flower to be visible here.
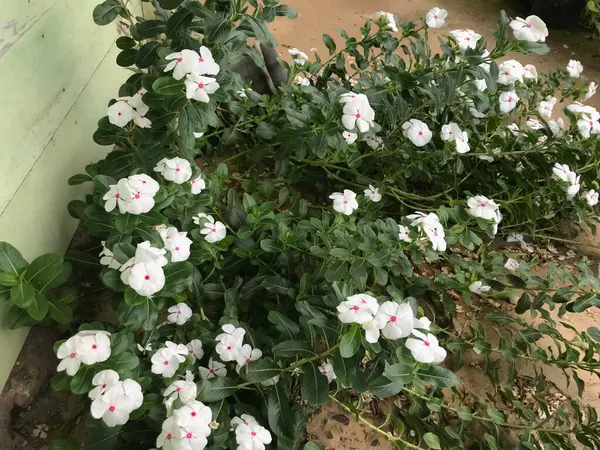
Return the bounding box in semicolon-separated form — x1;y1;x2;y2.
231;414;259;431
552;163;573;182
199;358;227;380
469;281;491;295
537;96;557;119
413;316;432;330
165;341;190;360
288;47;308;65
91;381;142;427
156;417;181;450
174;400;212;431
215;334;243;362
342;95;375;132
190;177;206;195
56;336;83;376
499;91;519;113
567;59;584;78
525;118;543;131
103;178;133;213
154;157;193;184
374;301;414;340
151;348;183;378
185;73;220;103
99;242;121;270
566;172;581;198
455;131;470;154
294;75;310;86
194;46;220;75
216;324;246;342
337;294;379;324
107;100;134;127
402;119;432;147
450;29;482;50
89;369;120;400
506;233;533;253
509;15;548;42
586;189;599;206
342;131;358;144
376;11;398;32
185;340;204;362
364;135;383;150
585;82;597;101
507;123;521;136
236;422;272;450
198;214;227;243
362;319;381;344
76;331;112;365
497;60;524;85
504;257;520;271
423;222;447;252
407;211;440;228
364;185;382;202
567;101;597;115
318;361;337;383
123;260;165;297
523;64;538;81
398;225;412;243
339;92;362;104
329;189;359;215
237;89;248;99
165;49;204;80
126;190;156;215
161;227;193;262
128;174;160;195
405;330;447;364
440;123;461;141
425;7;447;28
467;195;500;221
474;78;487;92
167;303;193;325
577;112;600;138
164;380;197;405
235;344;263;373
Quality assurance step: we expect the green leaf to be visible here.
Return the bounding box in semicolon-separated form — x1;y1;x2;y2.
117;48;137;67
332;350;357;387
50;372;71;392
68;173;93;185
272;340;314;358
115;214;140;233
418;365;459;388
487;407;506;424
268;381;294;436
136;19;166;38
268;311;300;339
588;327;600;342
205;18;233;42
152;76;184;95
322;34;336;55
301;362;329;406
256;122;279;140
369;376;404;397
161;262;194;296
109;350;140;374
124;287;148;306
110;329;135;355
158;0;184;9
71;366;95;394
0;272;19;286
423;432;441;449
260;239;279;253
340;325;361;358
116;36;136;50
101;268;127;291
244;15;276;46
134;227;163;247
48;298;73;324
93;0;122;25
166;8;193;37
10;283;35;308
4;304;36;329
216;163;229;178
27;292;49;321
197;377;237;402
135;41;160;69
349;259;368;279
116;298;159;331
25;254;71;292
274;5;298;18
330;248;353;259
0;242;28;274
242;359;281;382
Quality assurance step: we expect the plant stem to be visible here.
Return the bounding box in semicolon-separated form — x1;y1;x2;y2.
328;394;426;450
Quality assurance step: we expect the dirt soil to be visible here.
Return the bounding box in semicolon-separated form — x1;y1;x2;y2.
2;1;600;449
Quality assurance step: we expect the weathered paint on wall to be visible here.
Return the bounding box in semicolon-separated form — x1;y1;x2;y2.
0;0;136;390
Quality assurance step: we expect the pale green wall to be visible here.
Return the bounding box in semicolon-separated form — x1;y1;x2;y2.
0;0;139;390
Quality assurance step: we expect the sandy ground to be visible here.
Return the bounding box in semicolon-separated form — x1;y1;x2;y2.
271;0;600;447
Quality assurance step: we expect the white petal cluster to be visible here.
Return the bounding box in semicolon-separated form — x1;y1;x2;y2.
102;174;160;215
90;370;143;427
193;213;227;243
56;330;111;376
108;89;152;128
164;47;221;104
120;241;168;297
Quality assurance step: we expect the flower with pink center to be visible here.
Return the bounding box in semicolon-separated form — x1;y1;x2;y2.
523;64;538;81
407;211;440;228
318;361;337;383
198;214;227;243
455;131;470;154
88;369;120;400
405;330;447;364
497;60;524;85
174;400;213;432
425;7;448;28
329;189;359;215
342;94;375;133
216;323;246;342
75;330;111;365
164;49;204;80
577;112;600;138
231;414;259;431
99;241;121;270
187;339;204;362
567;59;583;78
374;301;415;340
56;335;83;376
235;344;263;373
402;119;432;147
90;380;143;427
215;334;243;362
499;90;519;113
342;130;358;144
156;417;181;450
398;225;412;243
423;222;447;252
127;174;160;195
449;29;482;50
151;348;182;378
184;73;220;103
164;380;197;405
160;226;193;262
103;178;133;213
194;45;220;75
235;422;273;450
167;302;193;326
154;157;193;184
364;185;382;202
440;123;461;142
198;357;227;380
190;176;206;195
509;15;548;42
337;294;379;324
467;195;500;221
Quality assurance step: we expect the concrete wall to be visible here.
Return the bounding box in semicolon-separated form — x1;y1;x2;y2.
0;0;136;390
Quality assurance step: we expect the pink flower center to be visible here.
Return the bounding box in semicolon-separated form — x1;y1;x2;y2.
424;341;430;347
321;370;327;375
177;57;182;62
418;131;423;136
186;433;193;439
209;369;215;374
526;24;531;28
504;71;509;76
343;200;348;204
191;411;197;416
355;113;361;119
142;180;147;184
176;168;181;172
245;358;251;365
198;83;205;88
69;353;76;359
352;305;360;311
164;360;169;365
117;112;122;116
251;432;257;437
145;275;150;280
199;57;204;62
175;246;180;251
508;97;513;103
115;193;120;199
192;179;196;184
102;384;107;389
178;311;182;315
109;406;116;412
92;344;97;349
480;203;486;207
167;433;172;440
227;346;232;350
434;15;438;18
390;316;397;322
176;387;181;392
361;299;367;304
466;37;470;41
135;194;140;199
211;228;217;232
